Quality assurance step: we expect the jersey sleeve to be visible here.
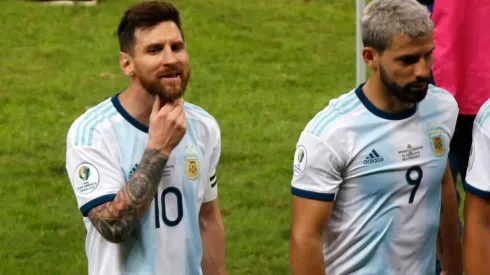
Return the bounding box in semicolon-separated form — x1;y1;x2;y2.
465;122;490;200
291;131;345;202
203;124;221;203
66;128;125;216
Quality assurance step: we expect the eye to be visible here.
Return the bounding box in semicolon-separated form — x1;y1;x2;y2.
147;45;163;55
400;56;419;65
171;43;185;52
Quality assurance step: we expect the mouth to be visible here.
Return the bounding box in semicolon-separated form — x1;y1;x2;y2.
160;72;181;80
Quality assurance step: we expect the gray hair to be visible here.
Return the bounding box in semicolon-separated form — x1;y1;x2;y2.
361;0;433;52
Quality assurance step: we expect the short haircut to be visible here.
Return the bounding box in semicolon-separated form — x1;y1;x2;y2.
117;1;184;53
362;0;433;52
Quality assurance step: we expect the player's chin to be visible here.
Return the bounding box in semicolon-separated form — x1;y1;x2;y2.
406;90;428;103
162;87;185;102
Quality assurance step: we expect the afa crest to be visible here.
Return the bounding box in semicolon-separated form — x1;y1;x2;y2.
184;154;199;181
430;130;446;157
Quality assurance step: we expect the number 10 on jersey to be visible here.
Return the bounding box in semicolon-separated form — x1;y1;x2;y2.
154;187;184;228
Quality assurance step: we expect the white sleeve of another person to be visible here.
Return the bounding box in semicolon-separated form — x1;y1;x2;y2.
465;122;490;199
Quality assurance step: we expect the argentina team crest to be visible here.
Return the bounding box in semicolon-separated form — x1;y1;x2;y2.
184;154;199;181
429;129;446;157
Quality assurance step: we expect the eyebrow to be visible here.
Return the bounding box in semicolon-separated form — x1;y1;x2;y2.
395;47;435;60
144;39;184;48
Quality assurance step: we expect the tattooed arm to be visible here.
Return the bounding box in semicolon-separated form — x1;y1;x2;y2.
87;149;168;243
87;98;187;243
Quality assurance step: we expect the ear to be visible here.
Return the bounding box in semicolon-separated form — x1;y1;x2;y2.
119;51;135;77
362;47;379;71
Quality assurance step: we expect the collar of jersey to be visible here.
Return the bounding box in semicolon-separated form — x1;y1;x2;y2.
355;83;417;120
111;93;149;133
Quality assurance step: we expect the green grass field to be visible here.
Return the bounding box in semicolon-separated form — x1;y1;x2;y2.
0;0;464;274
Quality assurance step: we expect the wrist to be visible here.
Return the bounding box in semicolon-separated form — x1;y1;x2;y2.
145;144;172;158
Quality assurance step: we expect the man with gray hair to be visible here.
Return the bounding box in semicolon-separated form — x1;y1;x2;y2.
288;0;462;274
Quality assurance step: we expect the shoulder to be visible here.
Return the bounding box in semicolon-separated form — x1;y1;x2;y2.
303;89;361;139
424;84;459;113
67;97;118;147
184;101;220;142
475;98;490;133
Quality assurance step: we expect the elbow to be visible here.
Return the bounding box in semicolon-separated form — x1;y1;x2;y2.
290;225;324;253
93;220;135;244
102;233;128;244
290;229;316;253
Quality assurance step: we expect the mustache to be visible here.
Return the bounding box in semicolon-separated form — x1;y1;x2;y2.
158;65;184;77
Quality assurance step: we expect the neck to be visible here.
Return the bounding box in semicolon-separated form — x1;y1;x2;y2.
118;81;155;127
362;77;414;113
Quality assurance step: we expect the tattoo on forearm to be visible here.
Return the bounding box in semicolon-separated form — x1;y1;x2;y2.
88;149;168;243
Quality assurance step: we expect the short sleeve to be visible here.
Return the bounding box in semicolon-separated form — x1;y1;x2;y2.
465;123;490;200
203;125;221;203
291;131;344;202
66;130;125;216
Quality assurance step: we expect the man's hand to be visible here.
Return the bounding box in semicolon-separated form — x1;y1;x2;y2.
87;97;187;243
147;97;187;157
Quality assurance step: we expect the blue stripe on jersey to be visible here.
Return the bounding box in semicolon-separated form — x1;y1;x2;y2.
476;101;490;127
291;187;335;201
75;100;111;146
181;119;203;275
139;205;158;274
86;109;118;146
463;181;490;200
351;136;398;274
307;92;356;132
310;93;360;137
80;194;116;216
184;103;214;122
313;100;361;137
79;104;114;146
417;112;443;274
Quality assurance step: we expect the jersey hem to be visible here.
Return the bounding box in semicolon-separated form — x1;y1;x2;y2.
463;182;490;200
291;187;335;201
80;194;117;216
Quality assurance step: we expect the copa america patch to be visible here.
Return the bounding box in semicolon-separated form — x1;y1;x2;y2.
73;163;99;194
293;145;307;176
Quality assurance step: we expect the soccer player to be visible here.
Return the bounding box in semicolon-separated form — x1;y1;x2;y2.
289;0;462;274
462;98;490;275
64;2;225;275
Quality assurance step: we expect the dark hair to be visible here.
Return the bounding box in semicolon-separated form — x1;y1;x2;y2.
117;1;184;53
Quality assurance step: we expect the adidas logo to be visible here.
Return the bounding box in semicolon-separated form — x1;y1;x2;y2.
363;149;384;164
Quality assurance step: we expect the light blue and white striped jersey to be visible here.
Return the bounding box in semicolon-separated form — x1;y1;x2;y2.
465;97;490;199
291;84;458;275
65;94;220;275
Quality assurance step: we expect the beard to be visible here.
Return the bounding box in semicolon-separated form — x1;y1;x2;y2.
379;64;429;104
138;67;191;102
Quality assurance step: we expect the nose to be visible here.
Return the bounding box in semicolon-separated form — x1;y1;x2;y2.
413;59;430;80
161;45;177;66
